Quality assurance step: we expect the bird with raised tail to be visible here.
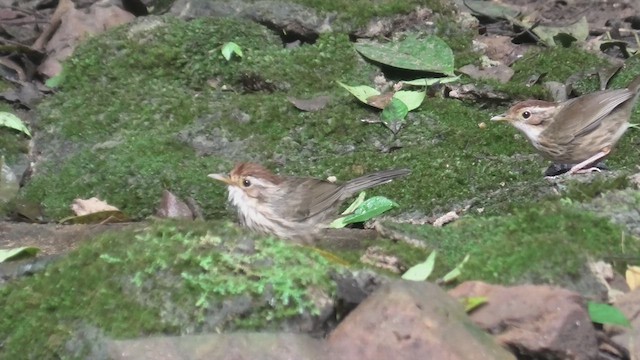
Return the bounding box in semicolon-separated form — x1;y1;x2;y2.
209;163;410;243
491;74;640;175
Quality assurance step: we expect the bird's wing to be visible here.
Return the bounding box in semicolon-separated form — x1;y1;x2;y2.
546;89;633;144
272;179;342;222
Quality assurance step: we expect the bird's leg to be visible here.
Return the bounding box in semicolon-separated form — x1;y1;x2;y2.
568;148;611;174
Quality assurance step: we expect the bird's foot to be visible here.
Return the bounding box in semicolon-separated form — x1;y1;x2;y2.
544;162;608;178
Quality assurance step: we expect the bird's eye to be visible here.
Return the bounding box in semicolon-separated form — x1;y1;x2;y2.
242;179;251;187
522;111;531;119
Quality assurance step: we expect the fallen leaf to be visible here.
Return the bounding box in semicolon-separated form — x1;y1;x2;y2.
433;211;459;227
287;95;331;112
0;247;39;263
0;112;31;137
626;265;640;291
71;197;119;216
366;92;395;109
402;251;436;281
156;189;194;219
355;35;455;75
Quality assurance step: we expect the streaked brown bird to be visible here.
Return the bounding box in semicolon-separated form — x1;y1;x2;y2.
491;74;640;175
209;163;410;242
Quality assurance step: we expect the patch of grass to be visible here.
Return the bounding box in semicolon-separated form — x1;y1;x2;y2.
0;220;338;358
383;202;639;284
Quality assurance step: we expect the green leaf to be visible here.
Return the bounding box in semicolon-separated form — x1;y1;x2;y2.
221;42;243;61
354;35;455;75
341;191;366;215
402;251;437;281
45;67;65;88
381;98;409;123
329;196;398;228
402;75;460;86
527;16;588;47
441;254;471;283
588;302;631;328
393;90;425;111
462;296;488;312
0;247;39;263
0;112;31;137
337;82;380;105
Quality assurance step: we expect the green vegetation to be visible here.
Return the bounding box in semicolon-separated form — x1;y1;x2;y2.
383;202;639;283
0;221;337;358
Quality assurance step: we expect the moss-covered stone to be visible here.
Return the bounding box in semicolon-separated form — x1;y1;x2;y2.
381;201;640;284
0;220;338;358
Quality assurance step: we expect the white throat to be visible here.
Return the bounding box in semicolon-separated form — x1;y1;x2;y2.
512;121;544;146
226;186;295;238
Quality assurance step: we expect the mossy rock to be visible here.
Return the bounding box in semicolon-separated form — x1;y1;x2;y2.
0;220;340;358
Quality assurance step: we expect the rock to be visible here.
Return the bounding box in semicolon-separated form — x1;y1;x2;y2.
169;0;335;39
327;280;515;360
449;281;599;360
107;333;329;360
610;288;640;359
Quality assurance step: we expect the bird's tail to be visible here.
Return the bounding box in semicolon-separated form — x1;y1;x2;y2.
339;168;411;199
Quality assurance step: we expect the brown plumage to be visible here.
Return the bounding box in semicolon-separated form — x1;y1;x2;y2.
209;163;410;242
491;74;640;174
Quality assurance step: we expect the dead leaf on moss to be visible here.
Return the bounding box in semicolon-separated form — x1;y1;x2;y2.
62;197;128;224
156;189;194;220
366;91;395;109
287;95;331;112
71;197;119;216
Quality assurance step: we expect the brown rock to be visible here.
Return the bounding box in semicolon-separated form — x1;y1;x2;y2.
107;333;328;360
327;280;515;360
610;288;640;358
449;281;598;360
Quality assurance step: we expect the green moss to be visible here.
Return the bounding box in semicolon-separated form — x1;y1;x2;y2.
287;0;455;27
0;221;337;358
383;202;639;284
563;175;630;202
511;46;609;84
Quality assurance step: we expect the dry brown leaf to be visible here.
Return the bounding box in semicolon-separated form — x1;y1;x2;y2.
366;92;395;109
287;95;331;112
626;266;640;291
71;197;119;216
156;189;194;220
433;211;459;227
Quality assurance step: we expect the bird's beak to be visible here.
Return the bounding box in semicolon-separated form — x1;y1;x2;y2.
208;173;233;185
490;114;509;122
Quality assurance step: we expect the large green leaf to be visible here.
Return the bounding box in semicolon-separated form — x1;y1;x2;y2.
355;35;455;75
588;302;631;328
330;196;398;228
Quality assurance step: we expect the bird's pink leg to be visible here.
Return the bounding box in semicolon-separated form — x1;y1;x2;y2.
568;148;611;174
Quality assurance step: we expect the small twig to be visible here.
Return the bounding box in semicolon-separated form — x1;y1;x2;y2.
371;220;427;249
32;0;74;51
